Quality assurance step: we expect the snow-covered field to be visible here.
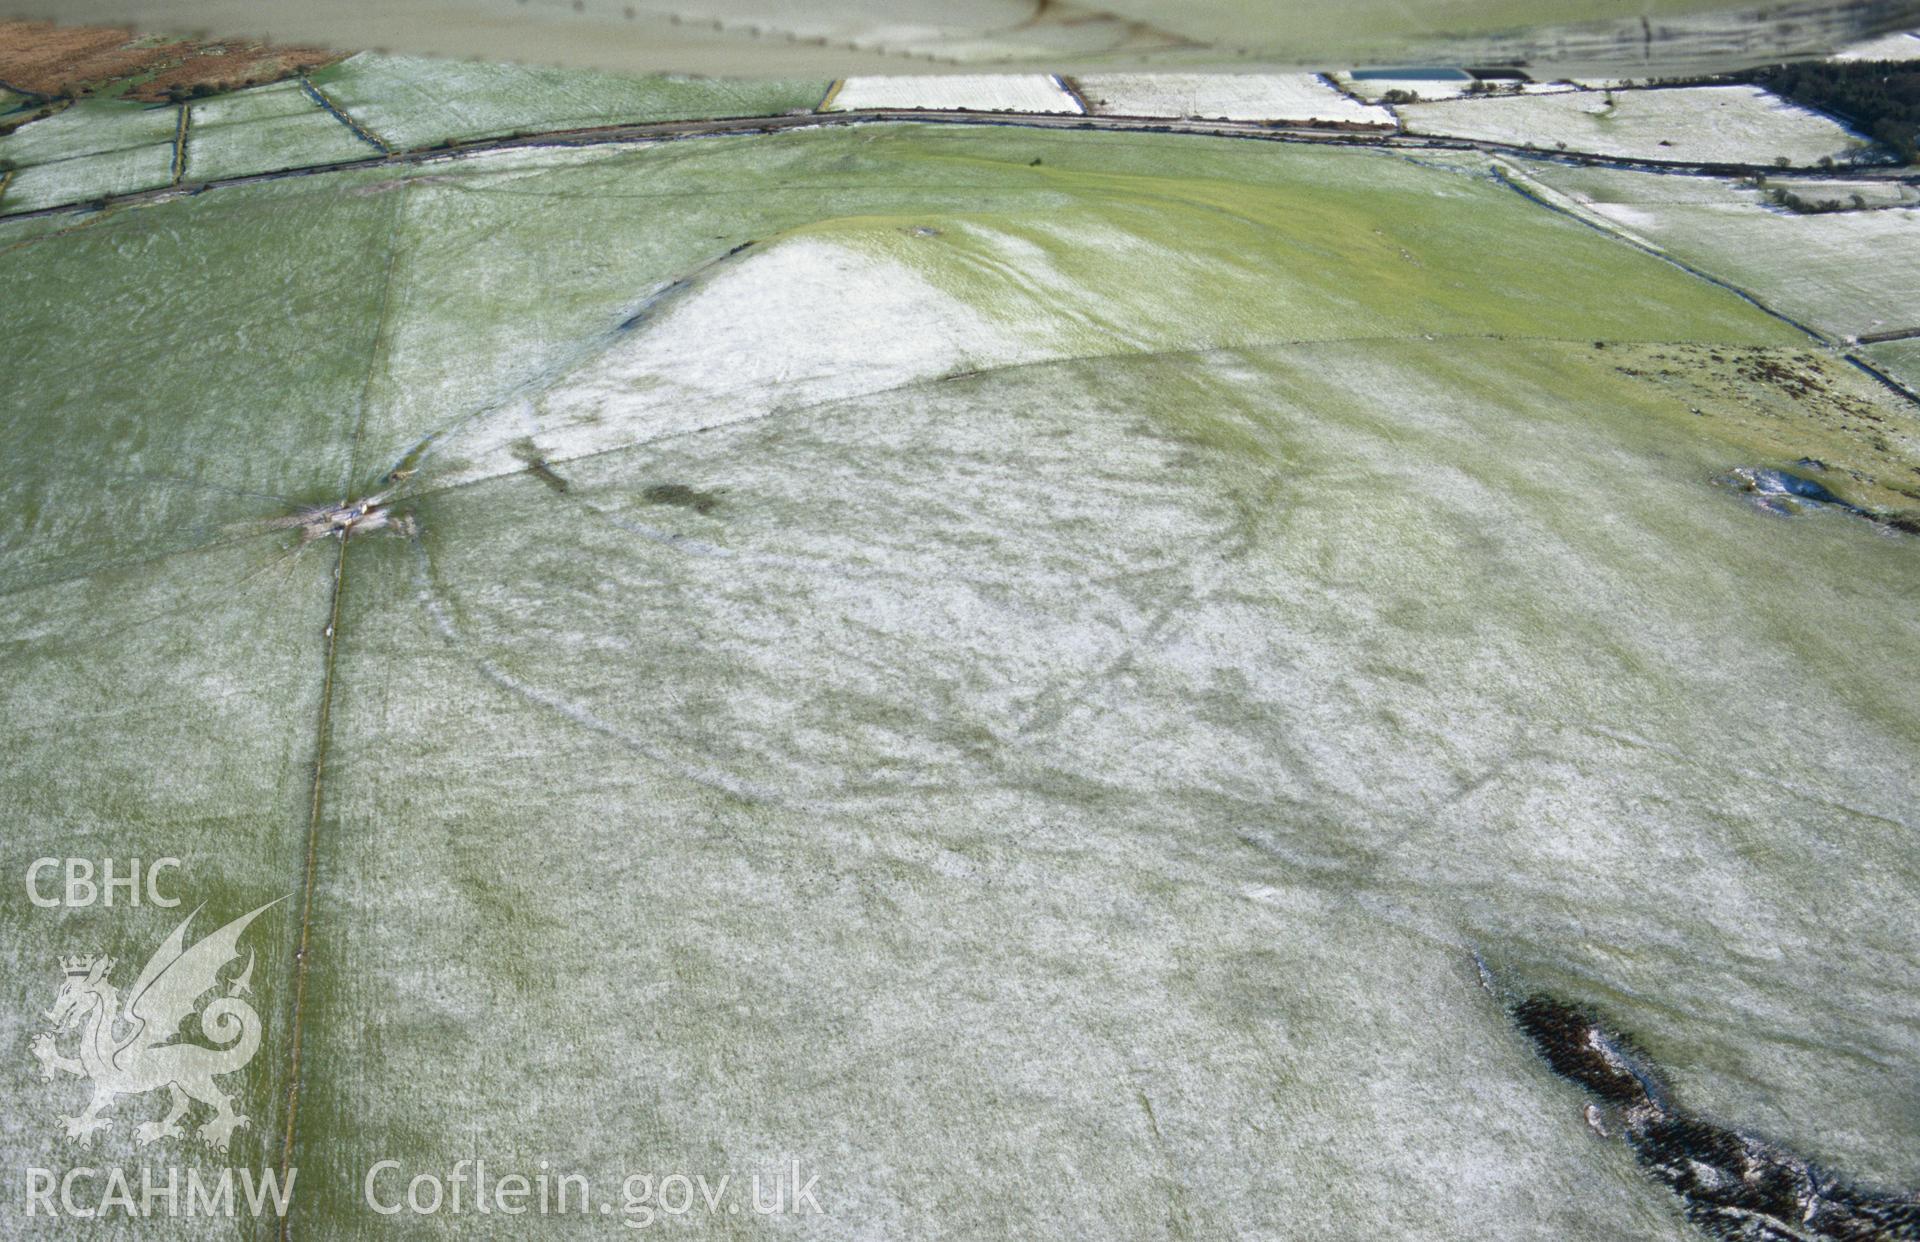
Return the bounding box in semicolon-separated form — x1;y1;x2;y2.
826;74;1083;114
313;53;829;149
0;98;175;164
1401;84;1865;165
1591;203;1920;339
1863;339;1920;392
0;100;183;213
1072;73;1391;125
1831;29;1920;60
5;75;1920;1242
0;143;175;214
185;80;376;182
1519;164;1917;210
1524;162;1920;340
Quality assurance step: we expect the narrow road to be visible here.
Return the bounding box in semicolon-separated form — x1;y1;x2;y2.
4;104;1915;223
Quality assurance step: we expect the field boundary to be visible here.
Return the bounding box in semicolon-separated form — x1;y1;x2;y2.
274;197;406;1231
168;103;188;182
275;530;346;1237
1491;160;1920;408
299;74;392;154
7;105;1915;224
1052;74;1092;115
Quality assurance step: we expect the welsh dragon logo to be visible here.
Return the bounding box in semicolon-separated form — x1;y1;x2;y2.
30;900;279;1151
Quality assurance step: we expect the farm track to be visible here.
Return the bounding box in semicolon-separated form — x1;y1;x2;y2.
4;104;1916;225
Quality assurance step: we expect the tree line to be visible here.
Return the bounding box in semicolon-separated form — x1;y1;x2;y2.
1748;59;1920;163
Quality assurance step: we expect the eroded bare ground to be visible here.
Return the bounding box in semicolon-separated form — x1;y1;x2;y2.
0;19;339;104
1511;993;1920;1241
1602;342;1920;524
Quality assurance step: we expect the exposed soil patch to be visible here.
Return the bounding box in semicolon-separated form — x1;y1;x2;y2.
1603;342;1920;520
1511;994;1667;1109
1512;993;1920;1241
0;20;339;103
1712;464;1862;517
267;492;411;543
642;483;722;515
